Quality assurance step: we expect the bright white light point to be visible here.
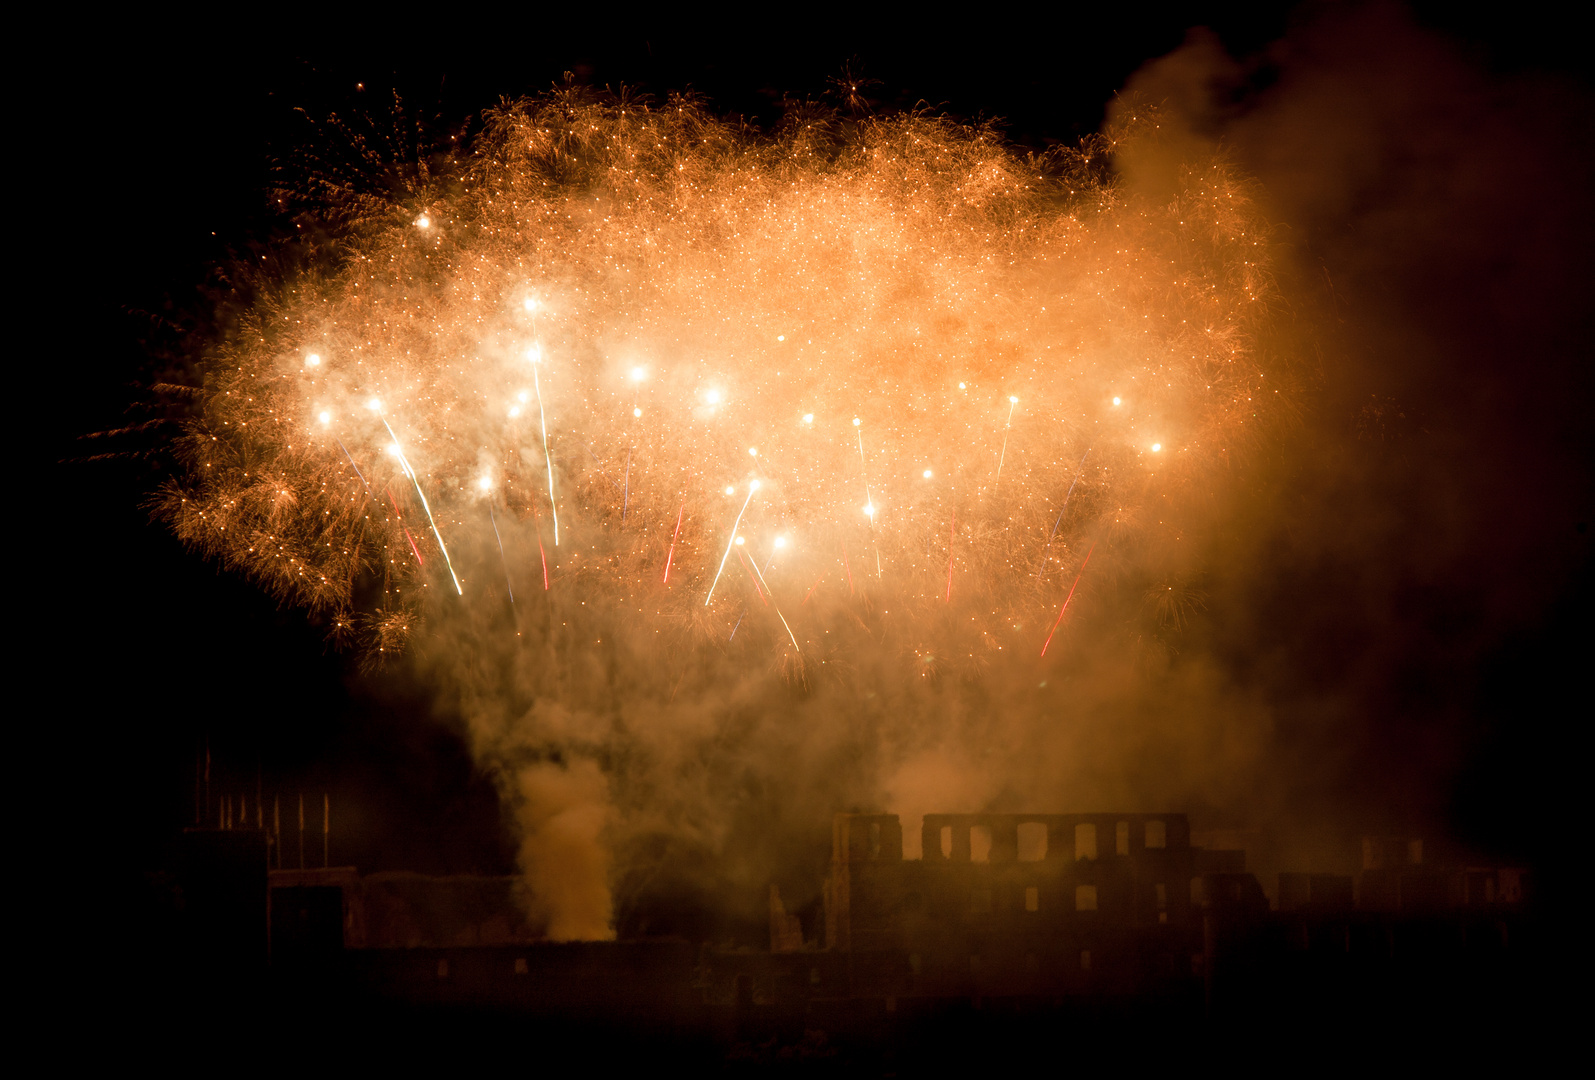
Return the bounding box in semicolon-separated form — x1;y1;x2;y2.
1151;443;1163;452
923;469;933;479
306;353;322;367
802;413;814;424
958;382;967;390
725;486;736;496
863;504;874;517
630;367;645;381
387;444;402;457
774;536;787;549
508;406;521;418
777;335;785;341
525;346;541;364
367;398;382;412
1112;396;1122;406
415;215;431;228
318;411;331;425
705;388;722;404
748;447;757;457
853;417;861;427
478;476;493;491
735;536;746;546
749;480;761;491
1010;395;1019;403
522;297;538;312
633;407;642;418
517;391;529;403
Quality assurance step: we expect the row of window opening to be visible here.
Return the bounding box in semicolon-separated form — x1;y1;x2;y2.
967;882;1170;915
939;820;1167;862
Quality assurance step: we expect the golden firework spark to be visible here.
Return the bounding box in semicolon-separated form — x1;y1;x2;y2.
161;93;1276;677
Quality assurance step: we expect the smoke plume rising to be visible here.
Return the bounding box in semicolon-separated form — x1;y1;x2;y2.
158;3;1591;935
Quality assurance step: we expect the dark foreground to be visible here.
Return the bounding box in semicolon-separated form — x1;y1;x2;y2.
94;914;1558;1071
86;822;1565;1071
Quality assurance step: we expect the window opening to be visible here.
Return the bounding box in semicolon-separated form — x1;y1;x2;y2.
971;825;992;863
1145;820;1167;849
1075;823;1097;860
1025;886;1040;912
1018;822;1048;861
939;825;953;859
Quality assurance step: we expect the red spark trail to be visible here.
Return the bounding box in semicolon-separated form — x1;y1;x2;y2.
533;509;550;590
663;502;684;583
802;574;825;605
385;486;424;563
1040;542;1096;657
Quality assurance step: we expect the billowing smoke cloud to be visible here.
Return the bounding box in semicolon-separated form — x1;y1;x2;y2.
511;759;613;940
161;3;1590;935
1106;2;1592;872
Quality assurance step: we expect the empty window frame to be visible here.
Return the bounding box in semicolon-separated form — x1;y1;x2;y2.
1075;823;1098;860
1017;822;1048;862
1155;882;1168;923
1116;820;1130;856
1025;886;1040;912
971;825;993;863
1145;820;1167;849
869;822;881;859
1075;884;1098;911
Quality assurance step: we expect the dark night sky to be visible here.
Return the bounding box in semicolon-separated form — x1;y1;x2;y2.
35;4;1591;923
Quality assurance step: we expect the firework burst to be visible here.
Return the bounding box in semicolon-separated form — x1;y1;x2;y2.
161;90;1274;690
